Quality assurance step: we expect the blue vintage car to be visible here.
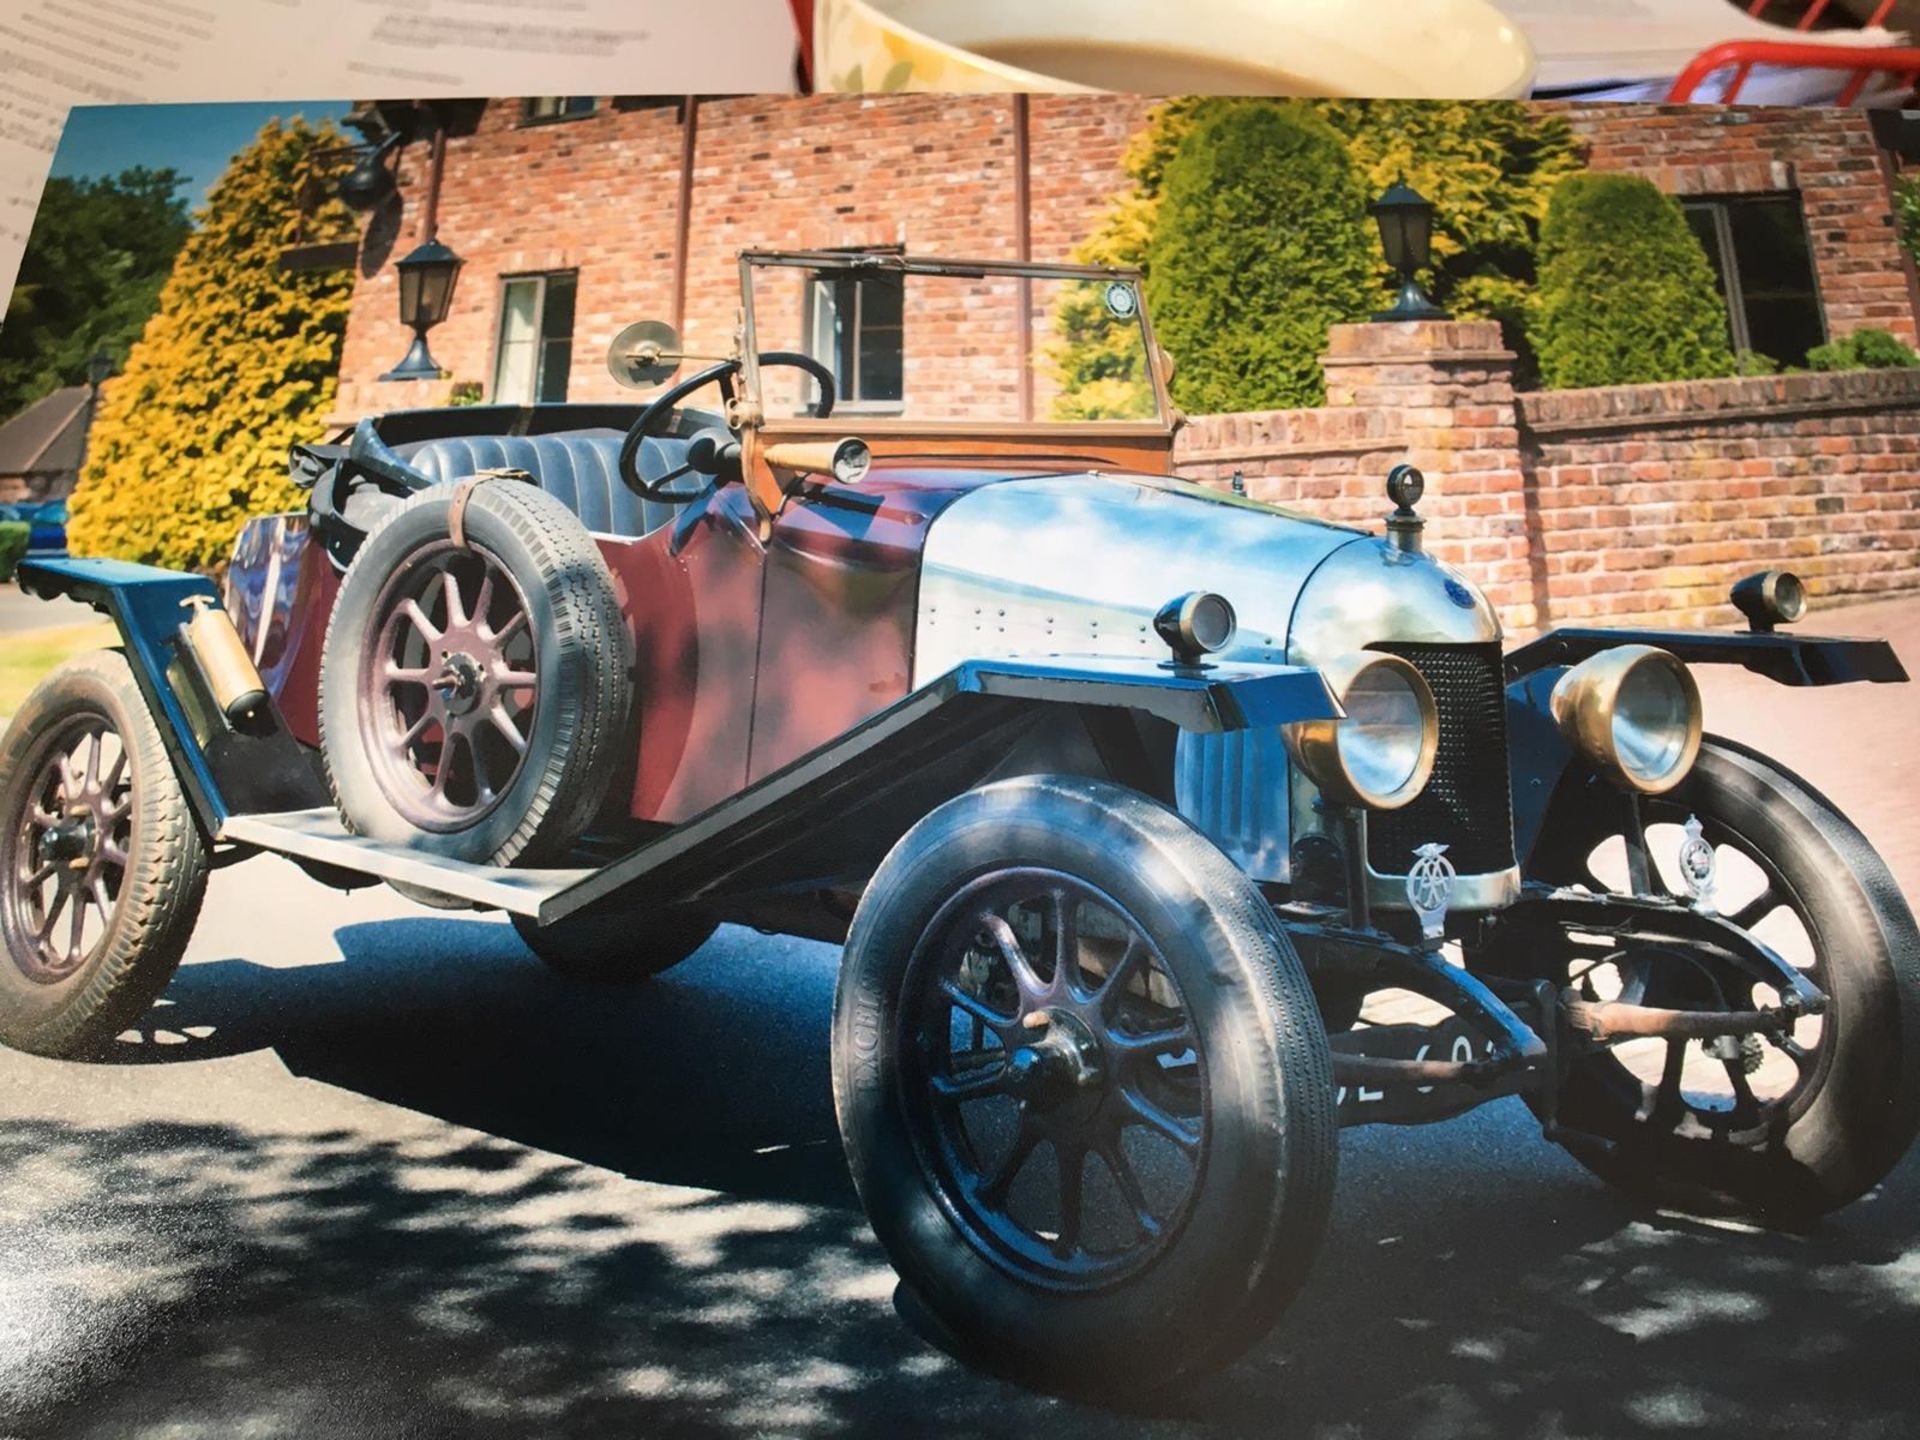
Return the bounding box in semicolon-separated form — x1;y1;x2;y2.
0;498;68;556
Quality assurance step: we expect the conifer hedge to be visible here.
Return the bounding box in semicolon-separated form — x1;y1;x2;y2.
67;119;354;571
1144;104;1376;412
1532;172;1734;390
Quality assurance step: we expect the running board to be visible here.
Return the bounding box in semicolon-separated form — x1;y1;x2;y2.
217;657;1338;925
218;808;592;915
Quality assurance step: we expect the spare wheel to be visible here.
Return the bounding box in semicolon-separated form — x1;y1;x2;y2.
319;479;632;867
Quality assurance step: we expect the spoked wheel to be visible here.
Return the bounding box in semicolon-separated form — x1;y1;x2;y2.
900;871;1206;1289
321;481;631;867
0;651;207;1057
1484;738;1920;1220
360;542;538;832
834;776;1337;1399
8;717;132;983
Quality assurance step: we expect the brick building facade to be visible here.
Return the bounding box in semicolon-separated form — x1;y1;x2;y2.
332;95;1920;420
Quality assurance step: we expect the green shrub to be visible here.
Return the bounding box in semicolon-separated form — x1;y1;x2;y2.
1895;172;1920;271
1051;98;1583;407
1805;327;1920;372
0;522;28;582
1733;349;1780;377
1144;104;1377;412
1533;172;1734;389
67;119;354;571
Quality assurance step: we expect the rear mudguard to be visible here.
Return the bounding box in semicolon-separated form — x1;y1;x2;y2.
15;557;330;835
1504;624;1907;865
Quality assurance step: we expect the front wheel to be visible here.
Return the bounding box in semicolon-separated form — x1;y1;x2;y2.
833;776;1337;1399
1485;738;1920;1221
0;651;208;1057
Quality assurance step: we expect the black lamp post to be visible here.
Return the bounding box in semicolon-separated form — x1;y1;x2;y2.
1369;178;1448;322
380;237;463;381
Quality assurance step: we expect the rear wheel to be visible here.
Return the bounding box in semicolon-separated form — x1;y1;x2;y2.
1486;739;1920;1220
512;901;716;983
833;776;1337;1398
0;651;208;1057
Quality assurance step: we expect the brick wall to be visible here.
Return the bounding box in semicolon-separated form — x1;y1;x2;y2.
1175;322;1920;633
1517;369;1920;624
1563;104;1920;346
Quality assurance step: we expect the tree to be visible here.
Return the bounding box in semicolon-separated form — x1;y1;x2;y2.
0;168;191;418
67;120;354;570
1533;172;1735;390
1143;103;1376;412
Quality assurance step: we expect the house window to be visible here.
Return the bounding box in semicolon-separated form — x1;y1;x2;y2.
805;268;904;411
492;272;577;404
524;97;596;123
1683;194;1826;368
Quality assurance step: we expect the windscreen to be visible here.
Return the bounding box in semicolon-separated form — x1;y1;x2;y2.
744;257;1165;427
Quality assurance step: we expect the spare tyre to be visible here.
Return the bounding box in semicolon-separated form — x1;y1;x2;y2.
319;479;632;867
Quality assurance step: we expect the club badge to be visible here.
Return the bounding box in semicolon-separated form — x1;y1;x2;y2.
1406;842;1456;943
1678;814;1717;913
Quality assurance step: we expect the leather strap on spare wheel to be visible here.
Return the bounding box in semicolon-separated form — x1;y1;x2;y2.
447;468;536;549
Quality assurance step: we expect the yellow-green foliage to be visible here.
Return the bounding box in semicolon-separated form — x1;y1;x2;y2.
67;120;354;571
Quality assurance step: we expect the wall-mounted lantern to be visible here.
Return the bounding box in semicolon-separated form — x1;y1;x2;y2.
1369;178;1448;322
379;237;463;381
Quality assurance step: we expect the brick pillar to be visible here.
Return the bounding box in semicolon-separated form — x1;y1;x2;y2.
1320;321;1537;631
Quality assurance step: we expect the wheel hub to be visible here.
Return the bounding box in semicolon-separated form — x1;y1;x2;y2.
1004;1010;1104;1109
433;651;487;715
39;816;94;868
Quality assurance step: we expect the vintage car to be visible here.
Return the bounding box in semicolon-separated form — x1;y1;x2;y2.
3;252;1916;1398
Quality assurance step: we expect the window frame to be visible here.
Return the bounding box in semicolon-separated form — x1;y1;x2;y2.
521;97;599;127
800;249;908;416
490;270;578;405
1682;191;1827;365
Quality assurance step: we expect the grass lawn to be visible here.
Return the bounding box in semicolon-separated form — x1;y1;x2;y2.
0;621;122;718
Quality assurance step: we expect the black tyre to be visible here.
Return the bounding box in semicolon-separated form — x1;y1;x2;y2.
320;481;631;867
512;901;717;983
1487;737;1920;1221
0;650;208;1057
833;775;1337;1399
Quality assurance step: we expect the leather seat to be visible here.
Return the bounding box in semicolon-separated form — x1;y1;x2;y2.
396;431;692;540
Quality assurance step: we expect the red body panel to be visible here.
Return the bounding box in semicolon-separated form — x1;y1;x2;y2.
747;469;986;784
274;552;337;749
265;465;1007;825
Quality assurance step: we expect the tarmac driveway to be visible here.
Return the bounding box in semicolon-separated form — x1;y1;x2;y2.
1;596;1917;1437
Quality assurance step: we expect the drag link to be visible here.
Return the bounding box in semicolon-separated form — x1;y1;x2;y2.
1563;995;1793;1042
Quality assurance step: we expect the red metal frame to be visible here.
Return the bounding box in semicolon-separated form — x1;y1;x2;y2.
1667;38;1920;104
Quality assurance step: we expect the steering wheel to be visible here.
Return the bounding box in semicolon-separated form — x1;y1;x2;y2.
618;350;837;501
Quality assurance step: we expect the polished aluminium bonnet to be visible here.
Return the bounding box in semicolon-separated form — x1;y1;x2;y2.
913;473;1353;881
916;471;1501;888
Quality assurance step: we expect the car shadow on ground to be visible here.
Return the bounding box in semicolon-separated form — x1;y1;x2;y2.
117;917;860;1208
11;915;1917;1437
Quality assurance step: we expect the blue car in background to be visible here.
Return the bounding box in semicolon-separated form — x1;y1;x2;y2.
0;499;68;556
